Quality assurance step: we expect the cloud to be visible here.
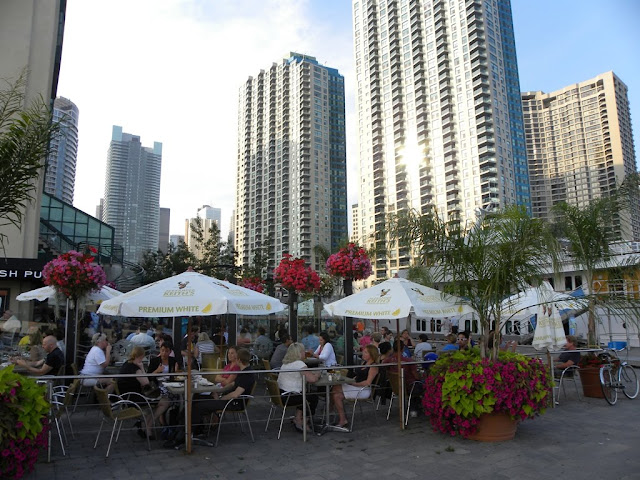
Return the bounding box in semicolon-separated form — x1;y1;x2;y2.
59;0;355;240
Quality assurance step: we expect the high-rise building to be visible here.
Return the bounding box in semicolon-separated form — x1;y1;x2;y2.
169;234;185;248
103;126;162;264
351;203;360;243
185;205;221;260
235;52;347;272
353;0;529;278
158;207;170;254
44;97;79;204
522;71;639;241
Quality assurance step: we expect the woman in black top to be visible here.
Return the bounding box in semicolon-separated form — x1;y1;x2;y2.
331;344;379;429
118;345;150;395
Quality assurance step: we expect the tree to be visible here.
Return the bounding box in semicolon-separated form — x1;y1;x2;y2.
0;71;59;252
390;205;558;358
551;180;640;346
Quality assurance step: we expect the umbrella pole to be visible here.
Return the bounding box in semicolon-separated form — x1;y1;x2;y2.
186;316;192;454
547;350;555;409
396;318;404;430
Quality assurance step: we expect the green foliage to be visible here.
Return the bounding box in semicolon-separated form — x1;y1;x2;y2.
423;350;551;438
390;205;558;358
0;366;50;478
0;70;59;252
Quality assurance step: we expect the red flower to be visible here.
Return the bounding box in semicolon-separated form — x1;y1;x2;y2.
42;250;107;298
325;243;372;280
274;254;321;294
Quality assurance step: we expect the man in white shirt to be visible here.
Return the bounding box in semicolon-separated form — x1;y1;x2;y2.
129;326;156;347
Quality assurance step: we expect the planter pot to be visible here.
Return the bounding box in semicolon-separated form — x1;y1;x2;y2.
578;366;604;398
578;361;619;399
468;412;517;442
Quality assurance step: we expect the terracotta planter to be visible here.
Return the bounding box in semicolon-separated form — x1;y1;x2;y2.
468;412;517;442
578;366;604;398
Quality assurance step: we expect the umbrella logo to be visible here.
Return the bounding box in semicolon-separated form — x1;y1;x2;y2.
202;303;212;313
178;281;189;289
411;287;425;296
391;308;401;315
266;303;272;311
213;281;229;289
380;289;390;297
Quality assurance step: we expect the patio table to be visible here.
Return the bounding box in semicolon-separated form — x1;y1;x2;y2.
314;373;354;436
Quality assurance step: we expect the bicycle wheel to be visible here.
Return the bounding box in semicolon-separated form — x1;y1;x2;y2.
620;365;639;399
600;366;617;405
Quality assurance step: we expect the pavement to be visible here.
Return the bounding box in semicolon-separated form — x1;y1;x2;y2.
25;373;640;480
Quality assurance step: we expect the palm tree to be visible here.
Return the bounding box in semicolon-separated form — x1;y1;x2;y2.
0;71;59;252
390;205;558;358
551;185;640;346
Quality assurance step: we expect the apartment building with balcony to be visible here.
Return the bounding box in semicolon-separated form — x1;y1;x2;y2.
522;71;639;241
235;53;347;273
352;0;529;279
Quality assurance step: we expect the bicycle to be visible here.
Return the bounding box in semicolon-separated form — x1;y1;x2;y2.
598;345;639;405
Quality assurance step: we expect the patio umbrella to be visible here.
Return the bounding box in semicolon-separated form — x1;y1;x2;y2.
97;271;286;317
323;277;474;319
500;281;585;321
532;304;567;351
17;285;123;304
97;269;286;453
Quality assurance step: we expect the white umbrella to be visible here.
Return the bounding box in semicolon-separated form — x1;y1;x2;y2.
500;281;584;321
323;277;475;319
17;285;122;304
533;304;567;351
97;270;286;317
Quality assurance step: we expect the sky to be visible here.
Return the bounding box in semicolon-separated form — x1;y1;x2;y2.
57;0;640;240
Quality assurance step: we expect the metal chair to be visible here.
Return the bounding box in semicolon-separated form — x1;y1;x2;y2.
51;379;82;454
387;370;423;425
342;373;380;432
553;365;582;405
207;382;256;447
93;386;151;457
264;378;315;439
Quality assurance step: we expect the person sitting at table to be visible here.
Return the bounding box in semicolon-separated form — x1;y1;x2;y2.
270;333;292;370
370;332;383;351
254;326;273;360
80;333;115;392
359;329;372;349
313;332;337;367
413;334;433;360
400;329;413;348
457;330;475;351
18;329;45;363
554;335;581;376
191;348;256;438
149;342;180;376
194;332;217;365
382;340;423;395
332;344;380;429
212;345;241;387
441;334;459;352
301;325;320;353
385;340;425;414
278;342;320;432
237;327;252;345
11;335;64;375
118;345;162;438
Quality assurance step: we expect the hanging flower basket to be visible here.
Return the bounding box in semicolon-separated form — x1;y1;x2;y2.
0;366;50;479
42;249;106;299
325;243;372;281
274;254;321;295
